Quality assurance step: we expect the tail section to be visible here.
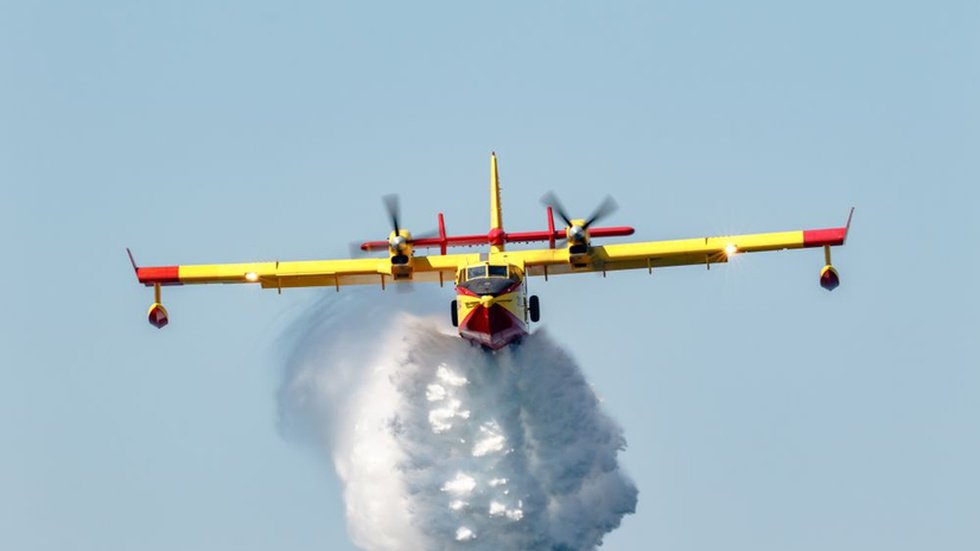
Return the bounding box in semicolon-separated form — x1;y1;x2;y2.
358;152;634;254
490;152;505;252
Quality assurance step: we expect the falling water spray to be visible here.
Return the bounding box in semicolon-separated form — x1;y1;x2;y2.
278;290;637;550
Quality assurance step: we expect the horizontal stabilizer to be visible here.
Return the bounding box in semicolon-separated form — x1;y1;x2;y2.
360;226;635;253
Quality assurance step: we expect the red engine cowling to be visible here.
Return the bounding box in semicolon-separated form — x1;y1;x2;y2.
147;302;169;328
819;265;840;291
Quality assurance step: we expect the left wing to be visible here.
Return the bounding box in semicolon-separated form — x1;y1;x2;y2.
500;213;852;279
131;252;477;290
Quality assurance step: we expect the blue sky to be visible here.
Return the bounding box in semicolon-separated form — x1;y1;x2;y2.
2;1;978;549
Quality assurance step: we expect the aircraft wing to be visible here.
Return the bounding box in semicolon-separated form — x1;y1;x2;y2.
131;252;473;290
504;213;852;278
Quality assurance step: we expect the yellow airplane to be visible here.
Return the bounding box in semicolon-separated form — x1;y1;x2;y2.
129;153;853;349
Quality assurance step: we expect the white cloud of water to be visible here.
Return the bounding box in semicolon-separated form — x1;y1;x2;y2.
278;292;637;550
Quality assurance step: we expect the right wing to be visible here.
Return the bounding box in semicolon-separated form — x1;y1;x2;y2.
501;213;852;278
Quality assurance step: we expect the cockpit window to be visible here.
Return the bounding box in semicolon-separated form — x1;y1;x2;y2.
458;263;519;297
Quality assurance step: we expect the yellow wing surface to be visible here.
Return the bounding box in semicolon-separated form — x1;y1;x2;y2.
133;217;851;287
498;222;850;277
131;214;850;332
133;252;478;289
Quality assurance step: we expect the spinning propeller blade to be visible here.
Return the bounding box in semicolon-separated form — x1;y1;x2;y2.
382;193;401;235
584;195;618;229
541;192;618;229
540;191;573;227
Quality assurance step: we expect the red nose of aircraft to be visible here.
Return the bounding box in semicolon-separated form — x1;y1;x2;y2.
465;304;515;335
461;303;525;350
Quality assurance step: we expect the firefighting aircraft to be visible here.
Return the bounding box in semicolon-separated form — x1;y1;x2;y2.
129;153;852;350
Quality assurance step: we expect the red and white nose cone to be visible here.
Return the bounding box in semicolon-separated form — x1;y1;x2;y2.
147;302;169;328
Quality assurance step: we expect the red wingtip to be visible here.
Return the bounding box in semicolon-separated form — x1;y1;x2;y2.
137;266;180;285
802;209;853;248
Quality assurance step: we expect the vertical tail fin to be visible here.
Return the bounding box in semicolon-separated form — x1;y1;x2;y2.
489;152;505;252
490;152;503;230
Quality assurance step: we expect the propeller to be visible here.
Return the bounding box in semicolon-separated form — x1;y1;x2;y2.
540;192;619;242
541;191;573;227
584;195;618;228
380;193;411;252
369;194;436;252
382;193;401;237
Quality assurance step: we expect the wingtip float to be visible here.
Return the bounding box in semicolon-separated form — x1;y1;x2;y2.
129;154;853;348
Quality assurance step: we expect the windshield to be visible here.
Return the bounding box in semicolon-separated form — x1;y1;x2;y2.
459;264;519;296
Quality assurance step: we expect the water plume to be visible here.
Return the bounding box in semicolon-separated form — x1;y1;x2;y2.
278;290;637;550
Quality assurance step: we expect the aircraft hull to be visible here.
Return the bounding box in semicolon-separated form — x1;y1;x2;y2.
458;302;527;350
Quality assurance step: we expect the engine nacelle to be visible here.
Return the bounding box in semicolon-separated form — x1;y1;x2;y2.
819;265;840;291
566;219;592;267
388;230;415;280
389;246;414;280
147;302;169;328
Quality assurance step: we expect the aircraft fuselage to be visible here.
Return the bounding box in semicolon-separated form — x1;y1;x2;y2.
454;262;530;350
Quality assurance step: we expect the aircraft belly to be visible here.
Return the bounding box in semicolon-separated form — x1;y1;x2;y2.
459;303;527;349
